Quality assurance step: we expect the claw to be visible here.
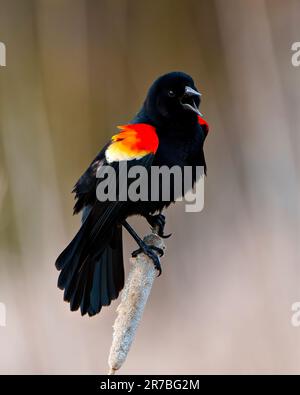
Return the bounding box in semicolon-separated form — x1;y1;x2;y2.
123;220;163;276
149;245;164;257
160;232;172;239
131;243;163;275
151;252;162;276
147;213;172;240
131;248;142;258
155;261;162;277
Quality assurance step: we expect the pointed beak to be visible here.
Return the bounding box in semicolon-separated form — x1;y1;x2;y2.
181;86;202;116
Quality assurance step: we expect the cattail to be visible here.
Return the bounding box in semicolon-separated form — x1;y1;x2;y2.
108;231;165;374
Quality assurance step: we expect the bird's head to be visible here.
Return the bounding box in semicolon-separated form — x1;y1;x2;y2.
144;71;202;125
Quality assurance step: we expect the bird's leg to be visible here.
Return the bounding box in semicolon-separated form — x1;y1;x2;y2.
121;220;164;276
145;213;172;239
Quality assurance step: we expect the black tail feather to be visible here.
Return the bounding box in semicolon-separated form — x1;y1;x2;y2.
55;222;124;317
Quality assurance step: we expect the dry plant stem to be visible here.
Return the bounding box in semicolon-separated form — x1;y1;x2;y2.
108;229;165;375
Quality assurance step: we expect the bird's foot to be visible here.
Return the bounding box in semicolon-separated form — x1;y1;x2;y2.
146;213;172;239
132;243;163;276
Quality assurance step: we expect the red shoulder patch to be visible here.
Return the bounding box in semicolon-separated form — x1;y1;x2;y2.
106;123;159;163
198;115;209;133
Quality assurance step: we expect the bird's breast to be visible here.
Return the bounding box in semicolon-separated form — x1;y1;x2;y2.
153;135;201;168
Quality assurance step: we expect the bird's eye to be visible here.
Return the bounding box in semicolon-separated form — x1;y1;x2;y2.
168;90;176;97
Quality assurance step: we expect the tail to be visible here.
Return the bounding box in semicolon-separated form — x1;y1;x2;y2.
55;221;124;316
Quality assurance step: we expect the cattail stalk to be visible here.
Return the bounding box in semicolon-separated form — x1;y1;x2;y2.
108;230;165;374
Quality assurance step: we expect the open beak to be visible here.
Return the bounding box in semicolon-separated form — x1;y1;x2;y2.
181;86;202;116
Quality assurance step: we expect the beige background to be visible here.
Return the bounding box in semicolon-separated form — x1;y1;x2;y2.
0;0;300;374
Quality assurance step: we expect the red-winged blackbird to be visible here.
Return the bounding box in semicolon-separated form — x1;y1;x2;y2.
55;72;209;316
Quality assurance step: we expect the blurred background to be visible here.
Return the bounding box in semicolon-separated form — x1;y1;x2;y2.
0;0;300;374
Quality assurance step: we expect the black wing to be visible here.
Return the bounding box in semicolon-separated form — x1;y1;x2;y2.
56;152;155;316
72;143;110;215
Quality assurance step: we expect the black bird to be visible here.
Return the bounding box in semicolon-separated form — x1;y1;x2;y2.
55;71;209;316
